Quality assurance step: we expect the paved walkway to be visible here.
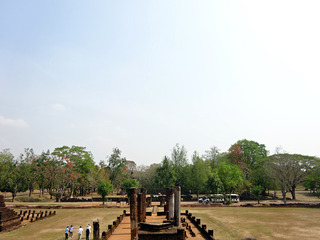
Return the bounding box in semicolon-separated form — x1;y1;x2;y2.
107;215;131;240
107;210;206;240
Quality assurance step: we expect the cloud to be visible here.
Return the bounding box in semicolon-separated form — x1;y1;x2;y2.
52;103;66;111
0;116;28;128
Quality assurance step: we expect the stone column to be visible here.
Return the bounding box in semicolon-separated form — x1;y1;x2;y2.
137;191;142;223
141;188;147;222
93;220;100;240
130;188;138;240
168;188;174;220
174;182;181;227
165;187;170;216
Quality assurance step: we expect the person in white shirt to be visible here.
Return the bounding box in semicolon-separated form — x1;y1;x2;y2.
78;226;83;240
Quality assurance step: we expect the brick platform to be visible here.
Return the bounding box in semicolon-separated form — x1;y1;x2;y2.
0;195;21;232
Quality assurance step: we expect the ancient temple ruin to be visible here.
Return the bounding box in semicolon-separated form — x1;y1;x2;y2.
0;195;21;232
130;183;185;240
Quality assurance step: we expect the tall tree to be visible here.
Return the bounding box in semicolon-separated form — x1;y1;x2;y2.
217;162;244;195
266;153;318;201
155;156;176;189
52;146;95;196
206;172;224;194
0;149;27;201
106;148;128;189
190;153;210;199
228;143;248;176
228;139;268;179
171;144;188;182
236;139;268;169
134;164;158;194
19;148;37;197
203;146;220;169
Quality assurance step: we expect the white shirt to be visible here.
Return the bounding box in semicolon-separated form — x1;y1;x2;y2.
78;228;83;234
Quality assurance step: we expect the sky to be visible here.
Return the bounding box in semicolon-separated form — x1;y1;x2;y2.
1;0;320;165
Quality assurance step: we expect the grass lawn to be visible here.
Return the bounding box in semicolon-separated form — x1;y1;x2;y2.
184;207;320;240
0;208;123;240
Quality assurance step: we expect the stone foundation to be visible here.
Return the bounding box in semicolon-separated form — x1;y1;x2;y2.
0;195;21;232
138;227;186;240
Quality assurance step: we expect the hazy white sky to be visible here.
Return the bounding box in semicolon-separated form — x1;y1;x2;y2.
1;0;320;165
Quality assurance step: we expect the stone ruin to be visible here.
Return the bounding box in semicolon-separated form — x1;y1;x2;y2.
0;195;21;232
130;182;186;240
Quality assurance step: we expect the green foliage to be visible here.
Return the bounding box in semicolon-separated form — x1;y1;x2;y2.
266;153;318;202
122;179;139;197
228;140;268;182
97;180;113;205
252;185;264;204
0;149;28;201
235;139;268;169
171;144;188;182
134;164;158;194
303;164;320;194
202;146;221;169
217;161;244;194
190;155;210;197
52;145;95;178
206;172;224;194
107;148;128;189
155;156;176;189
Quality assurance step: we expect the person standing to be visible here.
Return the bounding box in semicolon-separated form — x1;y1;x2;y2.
69;225;74;239
78;226;83;240
85;224;91;240
65;226;69;240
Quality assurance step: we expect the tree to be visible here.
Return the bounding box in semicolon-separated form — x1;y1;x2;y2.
228;143;249;177
235;139;268;169
97;181;113;205
303;163;320;196
206;172;224;194
250;157;274;195
52;145;95;196
19;148;38;197
35;150;52;197
155;156;176;189
216;162;244;195
106;148;128;189
266;153;317;202
122;179;139;197
134;164;159;194
252;185;264;204
0;149;27;201
203;146;220;169
171;144;188;182
190;153;210;199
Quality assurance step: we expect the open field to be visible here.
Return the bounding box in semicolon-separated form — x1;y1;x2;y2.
184;207;320;240
1;188;320;239
0;208;123;240
1;207;320;239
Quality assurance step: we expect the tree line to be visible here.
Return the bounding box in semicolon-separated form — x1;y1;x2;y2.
1;140;320;203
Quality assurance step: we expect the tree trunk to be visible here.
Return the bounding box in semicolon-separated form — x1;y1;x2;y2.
282;190;287;204
29;189;32;197
290;186;296;200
